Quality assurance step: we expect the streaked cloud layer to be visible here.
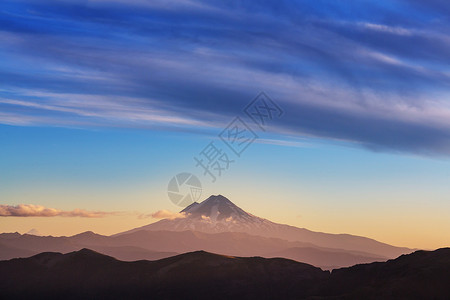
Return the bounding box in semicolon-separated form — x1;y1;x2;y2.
2;0;450;154
0;204;119;217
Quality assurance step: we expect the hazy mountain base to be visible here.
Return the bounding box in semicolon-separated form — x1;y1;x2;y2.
0;230;386;270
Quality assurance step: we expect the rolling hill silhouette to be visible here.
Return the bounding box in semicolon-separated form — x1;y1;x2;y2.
0;248;327;299
1;248;449;299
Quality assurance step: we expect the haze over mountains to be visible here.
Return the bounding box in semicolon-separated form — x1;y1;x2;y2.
0;195;413;269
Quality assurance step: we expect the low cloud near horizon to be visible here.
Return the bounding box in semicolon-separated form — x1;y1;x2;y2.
140;210;187;220
0;204;120;218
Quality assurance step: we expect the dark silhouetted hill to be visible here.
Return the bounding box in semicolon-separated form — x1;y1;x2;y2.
1;248;449;299
0;248;328;300
318;247;450;299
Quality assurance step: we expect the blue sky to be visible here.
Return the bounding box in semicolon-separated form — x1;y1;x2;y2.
1;0;450;248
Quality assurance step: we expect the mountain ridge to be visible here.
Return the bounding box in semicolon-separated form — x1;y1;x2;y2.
0;229;388;269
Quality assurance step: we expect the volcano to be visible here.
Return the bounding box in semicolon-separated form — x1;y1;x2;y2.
116;195;412;258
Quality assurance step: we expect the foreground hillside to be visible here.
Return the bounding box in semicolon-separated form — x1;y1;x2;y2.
321;248;450;298
1;248;449;299
0;249;327;300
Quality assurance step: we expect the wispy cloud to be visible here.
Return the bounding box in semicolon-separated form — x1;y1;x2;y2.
359;22;413;36
256;138;312;148
139;210;187;220
0;204;120;218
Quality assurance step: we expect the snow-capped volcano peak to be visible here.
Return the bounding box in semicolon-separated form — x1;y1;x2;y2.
181;195;251;222
118;195;273;235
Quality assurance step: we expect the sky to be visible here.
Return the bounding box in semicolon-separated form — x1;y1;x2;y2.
1;0;450;249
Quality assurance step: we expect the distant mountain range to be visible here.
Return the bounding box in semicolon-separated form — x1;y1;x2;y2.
0;195;414;269
1;247;449;299
0;230;386;270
